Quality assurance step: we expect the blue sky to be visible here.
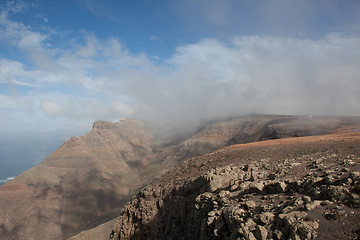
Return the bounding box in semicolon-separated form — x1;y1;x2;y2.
0;0;360;171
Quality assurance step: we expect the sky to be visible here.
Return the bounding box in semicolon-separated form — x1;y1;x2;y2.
0;0;360;173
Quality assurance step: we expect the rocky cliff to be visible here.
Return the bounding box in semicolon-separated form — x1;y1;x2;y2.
0;120;156;239
111;130;360;240
0;115;358;239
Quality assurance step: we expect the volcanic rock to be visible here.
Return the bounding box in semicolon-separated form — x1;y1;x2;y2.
110;128;360;240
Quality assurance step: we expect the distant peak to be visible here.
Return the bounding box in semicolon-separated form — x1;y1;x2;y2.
92;119;144;130
92;120;117;130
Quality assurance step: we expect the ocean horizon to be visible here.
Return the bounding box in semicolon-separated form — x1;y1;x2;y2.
0;176;16;185
0;164;35;186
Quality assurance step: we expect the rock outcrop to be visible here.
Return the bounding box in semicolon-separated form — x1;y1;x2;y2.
111;131;360;240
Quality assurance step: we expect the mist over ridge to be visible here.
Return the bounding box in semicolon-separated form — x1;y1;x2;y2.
126;35;360;134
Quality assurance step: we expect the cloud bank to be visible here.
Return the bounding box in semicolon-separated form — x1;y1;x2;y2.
127;35;360;132
1;5;360;135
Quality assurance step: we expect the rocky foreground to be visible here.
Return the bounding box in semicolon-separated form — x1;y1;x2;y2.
111;129;360;240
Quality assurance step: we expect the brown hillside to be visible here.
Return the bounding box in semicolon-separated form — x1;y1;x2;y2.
111;130;360;239
0;115;359;239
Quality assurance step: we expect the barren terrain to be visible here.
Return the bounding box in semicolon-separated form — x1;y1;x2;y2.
0;115;359;239
111;129;360;239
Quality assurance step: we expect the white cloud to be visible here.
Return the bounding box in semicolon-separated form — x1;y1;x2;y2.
80;0;116;22
41;100;64;117
0;4;359;135
36;14;48;23
74;34;98;58
125;34;360;132
0;95;17;109
0;11;47;50
3;0;30;13
149;35;160;41
2;32;360;134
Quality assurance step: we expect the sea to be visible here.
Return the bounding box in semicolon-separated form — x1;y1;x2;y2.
0;129;85;186
0;176;16;185
0;163;35;186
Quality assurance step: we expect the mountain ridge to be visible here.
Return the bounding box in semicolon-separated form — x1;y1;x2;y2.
1;115;359;239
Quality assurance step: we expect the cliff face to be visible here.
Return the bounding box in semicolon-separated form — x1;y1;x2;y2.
0;115;358;239
0;120;156;240
111;130;360;240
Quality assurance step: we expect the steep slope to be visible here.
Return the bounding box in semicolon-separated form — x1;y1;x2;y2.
0;115;358;239
0;120;156;240
111;129;360;240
